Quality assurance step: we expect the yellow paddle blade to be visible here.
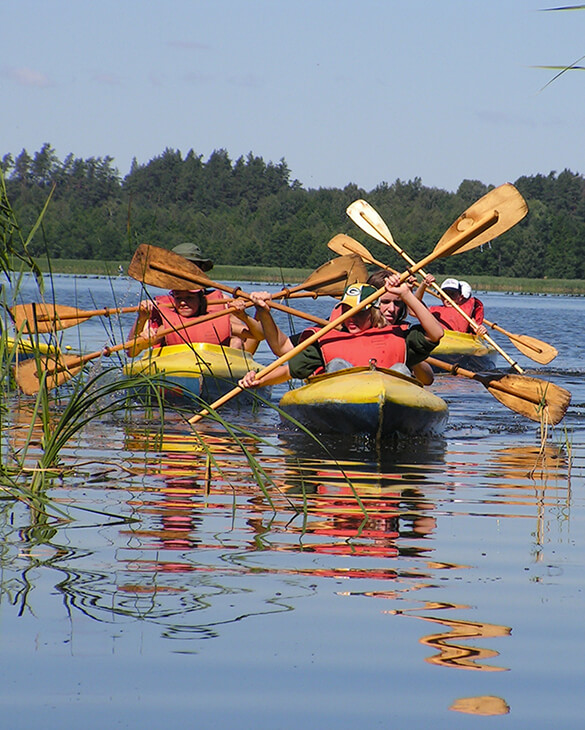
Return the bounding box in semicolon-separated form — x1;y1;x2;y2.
294;254;368;296
481;373;571;425
327;234;376;262
503;332;558;365
346;200;394;246
11;303;92;333
15;354;86;395
435;183;528;255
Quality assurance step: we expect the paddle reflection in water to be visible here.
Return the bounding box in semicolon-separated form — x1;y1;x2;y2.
388;602;511;672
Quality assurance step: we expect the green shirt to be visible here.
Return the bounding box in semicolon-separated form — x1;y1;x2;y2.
288;326;437;380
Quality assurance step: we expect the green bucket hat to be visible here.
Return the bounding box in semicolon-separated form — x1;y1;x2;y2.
172;242;214;272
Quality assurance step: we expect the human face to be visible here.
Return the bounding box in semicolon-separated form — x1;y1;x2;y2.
342;305;372;333
171;290;203;317
442;289;464;306
378;291;402;324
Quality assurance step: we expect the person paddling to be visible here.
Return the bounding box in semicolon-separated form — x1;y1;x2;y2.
418;275;487;336
126;243;262;355
367;269;435;385
238;274;443;390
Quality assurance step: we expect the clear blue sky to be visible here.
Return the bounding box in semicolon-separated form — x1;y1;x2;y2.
2;0;583;192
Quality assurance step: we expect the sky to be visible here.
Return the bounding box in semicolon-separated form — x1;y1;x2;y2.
2;0;584;193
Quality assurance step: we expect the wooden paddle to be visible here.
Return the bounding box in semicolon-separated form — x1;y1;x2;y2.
346;188;528;373
435;183;528;254
11;303;143;333
188;210;504;425
230;280;567;424
11;298;230;333
128;245;366;300
328;233;558;365
14;306;241;395
128;244;346;323
427;357;571;425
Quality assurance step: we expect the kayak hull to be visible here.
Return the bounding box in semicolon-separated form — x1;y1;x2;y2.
431;330;497;371
123;342;267;404
279;367;448;437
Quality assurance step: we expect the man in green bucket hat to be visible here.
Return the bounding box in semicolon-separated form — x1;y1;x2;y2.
171;242;214;272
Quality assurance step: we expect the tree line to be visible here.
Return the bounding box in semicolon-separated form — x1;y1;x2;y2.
2;143;585;279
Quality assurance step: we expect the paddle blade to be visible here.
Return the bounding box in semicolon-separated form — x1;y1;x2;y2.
346;200;393;245
12;303;94;333
128;244;212;290
435;183;528;256
481;372;571;425
299;253;368;296
327;234;376;263
507;333;558;365
15;354;86;395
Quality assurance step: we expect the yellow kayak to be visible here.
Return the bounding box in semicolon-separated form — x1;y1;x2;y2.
431;330;497;371
279;366;448;437
124;342;266;403
4;335;67;361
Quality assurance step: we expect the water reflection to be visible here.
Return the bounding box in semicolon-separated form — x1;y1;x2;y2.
449;695;510;716
23;421;450;637
389;602;511;671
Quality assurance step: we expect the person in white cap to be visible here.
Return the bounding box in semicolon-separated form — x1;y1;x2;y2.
417;275;486;336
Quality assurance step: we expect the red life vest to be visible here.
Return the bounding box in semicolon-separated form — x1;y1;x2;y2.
152;290;231;347
429;297;483;333
317;325;409;370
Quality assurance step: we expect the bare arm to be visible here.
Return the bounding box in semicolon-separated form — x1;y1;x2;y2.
249;292;293;357
238;364;291;389
126;300;159;356
385;275;443;343
414;274;435;302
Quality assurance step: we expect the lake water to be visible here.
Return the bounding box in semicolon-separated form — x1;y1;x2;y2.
2;274;585;729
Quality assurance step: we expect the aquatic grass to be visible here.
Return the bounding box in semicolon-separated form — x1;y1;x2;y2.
0;163;428;525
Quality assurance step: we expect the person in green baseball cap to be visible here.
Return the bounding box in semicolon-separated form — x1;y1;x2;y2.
237;274;444;390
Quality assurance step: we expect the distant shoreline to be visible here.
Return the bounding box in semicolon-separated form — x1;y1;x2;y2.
31;259;585;296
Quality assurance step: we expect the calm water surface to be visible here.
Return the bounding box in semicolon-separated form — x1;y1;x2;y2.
2;275;585;729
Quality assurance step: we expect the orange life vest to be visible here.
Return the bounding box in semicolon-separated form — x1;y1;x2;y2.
316;325;409;370
429;297;483;333
153;290;231;347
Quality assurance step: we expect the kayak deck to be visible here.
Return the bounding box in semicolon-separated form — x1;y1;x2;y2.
431;330;497;371
124;342;266;403
279;366;448;437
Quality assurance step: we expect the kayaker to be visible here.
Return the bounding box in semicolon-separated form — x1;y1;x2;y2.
126;243;262;356
418;275;487;336
367;269;435;385
238;274;443;390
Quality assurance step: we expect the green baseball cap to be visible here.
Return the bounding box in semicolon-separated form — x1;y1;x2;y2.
339;283;379;310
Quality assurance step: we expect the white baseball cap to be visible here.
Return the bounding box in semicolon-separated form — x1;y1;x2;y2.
459;280;472;299
441;278;461;292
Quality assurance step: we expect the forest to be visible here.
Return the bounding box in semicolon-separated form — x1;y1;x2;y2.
2;142;585;279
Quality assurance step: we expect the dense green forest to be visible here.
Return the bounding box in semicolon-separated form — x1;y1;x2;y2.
2;143;585;279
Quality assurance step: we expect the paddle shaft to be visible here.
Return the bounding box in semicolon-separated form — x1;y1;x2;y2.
270;270;353;299
427;357;545;408
334;237;553;362
189;215;498;425
42;306;240;377
351;212;524;373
